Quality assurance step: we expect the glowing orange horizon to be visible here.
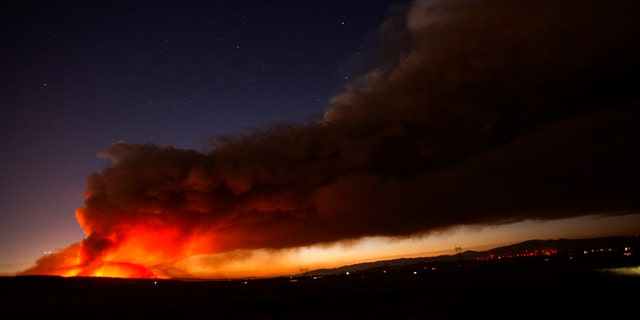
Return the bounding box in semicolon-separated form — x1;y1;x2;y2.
18;213;640;279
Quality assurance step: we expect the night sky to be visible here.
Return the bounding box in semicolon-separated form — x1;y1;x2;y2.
2;0;640;278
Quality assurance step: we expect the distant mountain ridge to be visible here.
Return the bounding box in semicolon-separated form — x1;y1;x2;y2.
308;235;639;276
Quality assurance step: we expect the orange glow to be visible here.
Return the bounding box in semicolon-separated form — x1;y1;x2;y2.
22;219;221;279
75;222;219;278
18;213;640;279
92;262;158;278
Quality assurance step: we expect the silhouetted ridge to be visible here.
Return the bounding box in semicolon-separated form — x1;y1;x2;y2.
308;235;639;275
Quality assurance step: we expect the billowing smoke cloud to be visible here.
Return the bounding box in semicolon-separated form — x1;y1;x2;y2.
21;0;640;277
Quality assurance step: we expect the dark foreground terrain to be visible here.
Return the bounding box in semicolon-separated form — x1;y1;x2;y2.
2;258;639;319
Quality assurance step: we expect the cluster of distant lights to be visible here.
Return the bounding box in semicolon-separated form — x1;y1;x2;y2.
475;248;559;261
475;246;635;261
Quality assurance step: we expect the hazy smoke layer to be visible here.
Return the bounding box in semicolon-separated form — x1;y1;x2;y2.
22;0;640;276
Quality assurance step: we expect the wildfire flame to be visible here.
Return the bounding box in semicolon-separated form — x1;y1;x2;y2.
21;211;222;279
